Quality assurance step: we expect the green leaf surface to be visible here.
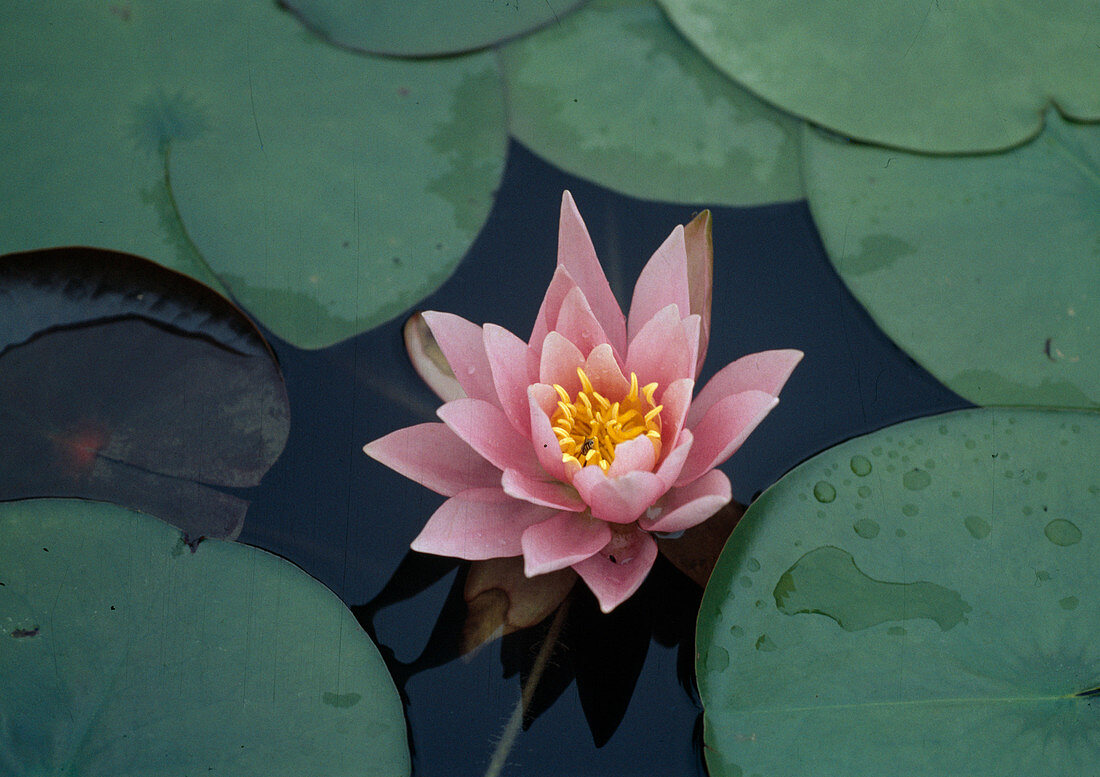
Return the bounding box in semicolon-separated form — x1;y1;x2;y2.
282;0;586;56
0;0;507;349
803;111;1100;409
657;0;1100;152
697;408;1100;777
0;499;409;776
499;0;802;206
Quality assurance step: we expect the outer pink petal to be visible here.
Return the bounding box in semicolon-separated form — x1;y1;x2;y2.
573;528;659;613
686;349;804;429
654;428;693;489
411;488;555;560
639;469;731;533
539;331;585;392
684;210;713;377
529;265;579;358
681;314;702;384
625;305;698;393
675;390;779;486
438;398;543;479
529;384;571;482
607;435;656;477
421;311;497;404
627;224;690;344
572;466;665;524
584;343;629;397
658;378;695;453
558;192;627;353
363;423;502;496
483;323;535;437
502;468;586;512
555;286;611;358
521;511;612;576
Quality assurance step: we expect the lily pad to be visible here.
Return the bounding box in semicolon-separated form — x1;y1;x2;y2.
657;0;1100;152
0;499;409;776
0;0;507;348
0;248;290;540
802;111;1100;409
499;0;802;206
697;407;1100;776
281;0;586;56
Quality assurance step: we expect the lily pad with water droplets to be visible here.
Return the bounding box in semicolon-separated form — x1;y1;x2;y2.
499;0;802;206
0;499;410;776
697;407;1100;777
0;0;507;349
281;0;586;56
802;111;1100;409
657;0;1100;153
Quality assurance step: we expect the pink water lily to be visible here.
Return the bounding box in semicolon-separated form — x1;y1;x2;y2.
365;192;801;612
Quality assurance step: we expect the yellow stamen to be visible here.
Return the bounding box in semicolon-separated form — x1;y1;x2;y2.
550;367;663;471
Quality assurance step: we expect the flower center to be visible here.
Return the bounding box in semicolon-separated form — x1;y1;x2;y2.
551;368;663;472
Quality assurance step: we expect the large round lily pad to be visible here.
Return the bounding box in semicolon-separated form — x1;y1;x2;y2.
281;0;586;56
697;407;1100;776
0;0;507;348
802;111;1100;409
657;0;1100;152
0;499;409;776
499;0;802;206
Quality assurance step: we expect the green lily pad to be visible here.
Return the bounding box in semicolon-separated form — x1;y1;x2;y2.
282;0;586;56
499;0;802;206
802;111;1100;409
657;0;1100;152
0;1;507;349
697;407;1100;776
0;499;410;776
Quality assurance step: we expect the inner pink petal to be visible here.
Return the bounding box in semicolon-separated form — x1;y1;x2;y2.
627;224;689;344
363;422;502;497
528;265;578;357
438;398;544;479
607;435;656;478
625;305;695;393
658;377;695;452
528;383;571;482
572;528;658;613
654;428;693;490
502;468;586;512
583;344;629;398
572;466;665;524
555;286;610;358
686;349;804;429
557;192;627;354
539;331;585;392
483;323;536;437
521;511;612;576
421;311;497;405
411;487;554;560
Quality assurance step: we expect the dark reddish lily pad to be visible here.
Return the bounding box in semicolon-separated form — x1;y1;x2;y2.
0;247;290;539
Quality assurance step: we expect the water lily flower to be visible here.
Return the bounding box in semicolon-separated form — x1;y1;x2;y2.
365;192;800;612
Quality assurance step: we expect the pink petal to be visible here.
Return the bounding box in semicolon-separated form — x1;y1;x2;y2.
681;314;702;384
639;469;731;533
675;390;779;486
521;511;612;576
686;350;804;428
539;331;585;392
583;343;629;398
529;265;579;357
421;311;497;405
411;488;554;560
572;466;665;524
438;398;543;479
607;435;656;477
654;428;694;489
558;192;627;353
573;528;659;613
363;423;502;496
625;305;697;393
627;224;690;344
658;378;695;452
502;468;586;512
555;286;611;358
683;210;713;377
483;323;536;437
528;383;571;482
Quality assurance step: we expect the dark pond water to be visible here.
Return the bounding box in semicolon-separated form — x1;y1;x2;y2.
232;142;970;775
